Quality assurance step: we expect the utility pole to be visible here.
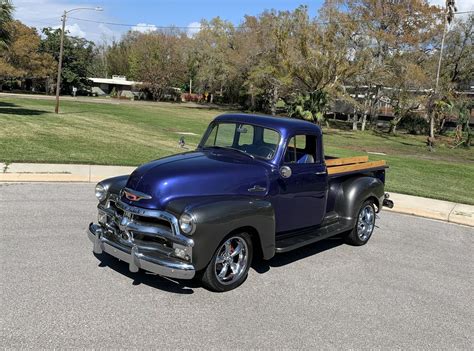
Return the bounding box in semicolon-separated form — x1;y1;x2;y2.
54;6;103;114
54;11;66;114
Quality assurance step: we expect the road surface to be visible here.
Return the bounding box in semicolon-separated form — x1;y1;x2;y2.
1;183;472;349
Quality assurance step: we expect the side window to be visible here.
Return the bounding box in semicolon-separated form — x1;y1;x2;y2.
237;124;254;146
284;134;317;164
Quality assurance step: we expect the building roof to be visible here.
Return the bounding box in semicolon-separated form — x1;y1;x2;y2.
214;113;322;137
88;76;142;86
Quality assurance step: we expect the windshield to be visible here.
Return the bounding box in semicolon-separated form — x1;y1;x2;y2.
201;122;280;160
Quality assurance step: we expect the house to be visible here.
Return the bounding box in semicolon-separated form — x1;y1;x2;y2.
88;75;142;98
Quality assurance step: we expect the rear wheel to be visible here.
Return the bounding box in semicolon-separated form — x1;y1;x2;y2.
201;232;253;292
344;200;376;246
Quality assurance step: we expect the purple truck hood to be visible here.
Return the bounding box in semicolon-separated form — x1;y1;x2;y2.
122;150;270;210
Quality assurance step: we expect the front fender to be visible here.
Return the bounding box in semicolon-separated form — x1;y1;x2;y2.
335;176;384;225
98;175;129;203
167;197;275;271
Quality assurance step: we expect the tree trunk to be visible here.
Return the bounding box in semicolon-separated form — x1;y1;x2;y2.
210;93;214;104
352;114;358;131
388;122;397;134
429;113;435;138
389;116;403;135
361;113;368;131
270;86;278;116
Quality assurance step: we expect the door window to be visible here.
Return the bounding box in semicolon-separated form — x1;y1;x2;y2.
284;135;317;164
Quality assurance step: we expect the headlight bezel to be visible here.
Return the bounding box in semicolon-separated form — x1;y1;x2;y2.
95;183;107;202
179;212;196;235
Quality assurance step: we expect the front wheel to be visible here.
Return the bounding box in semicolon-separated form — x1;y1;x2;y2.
201;233;253;292
344;200;376;246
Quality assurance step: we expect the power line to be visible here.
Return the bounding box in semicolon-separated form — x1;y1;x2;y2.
68;17;200;29
68;10;474;32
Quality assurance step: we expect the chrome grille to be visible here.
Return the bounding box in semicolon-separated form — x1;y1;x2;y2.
97;195;193;250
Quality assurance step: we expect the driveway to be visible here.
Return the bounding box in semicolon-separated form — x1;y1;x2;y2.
1;183;472;348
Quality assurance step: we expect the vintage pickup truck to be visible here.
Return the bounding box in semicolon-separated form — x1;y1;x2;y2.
88;113;393;291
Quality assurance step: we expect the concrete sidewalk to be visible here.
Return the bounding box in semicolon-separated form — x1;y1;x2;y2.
1;162;473;227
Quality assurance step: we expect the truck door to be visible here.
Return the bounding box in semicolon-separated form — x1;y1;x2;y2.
275;134;328;233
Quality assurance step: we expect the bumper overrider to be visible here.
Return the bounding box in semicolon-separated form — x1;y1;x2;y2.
87;196;195;279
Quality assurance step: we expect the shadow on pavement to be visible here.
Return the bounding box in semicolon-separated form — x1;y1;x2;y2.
93;252;198;294
93;237;344;293
252;237;344;274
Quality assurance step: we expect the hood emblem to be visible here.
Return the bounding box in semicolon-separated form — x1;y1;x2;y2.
121;188;152;202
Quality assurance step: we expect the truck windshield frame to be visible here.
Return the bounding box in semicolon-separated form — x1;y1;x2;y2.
200;122;281;161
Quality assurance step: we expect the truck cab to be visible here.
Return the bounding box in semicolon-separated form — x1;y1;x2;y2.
88;113;392;292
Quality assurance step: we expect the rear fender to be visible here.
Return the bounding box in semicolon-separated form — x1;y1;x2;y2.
335;176;384;225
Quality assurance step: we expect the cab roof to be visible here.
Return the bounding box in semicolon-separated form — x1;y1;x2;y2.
214;113;322;138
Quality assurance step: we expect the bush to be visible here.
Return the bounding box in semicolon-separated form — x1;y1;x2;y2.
399;114;429;135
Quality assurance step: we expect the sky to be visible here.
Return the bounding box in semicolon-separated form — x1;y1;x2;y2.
12;0;474;42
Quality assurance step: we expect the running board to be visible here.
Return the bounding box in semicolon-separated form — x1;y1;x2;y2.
275;219;352;253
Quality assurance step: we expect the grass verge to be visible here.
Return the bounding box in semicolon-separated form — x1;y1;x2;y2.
1;96;473;204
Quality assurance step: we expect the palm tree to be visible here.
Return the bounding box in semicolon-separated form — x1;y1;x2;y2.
0;0;14;49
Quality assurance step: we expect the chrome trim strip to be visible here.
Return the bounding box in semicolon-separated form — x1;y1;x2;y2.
88;223;195;279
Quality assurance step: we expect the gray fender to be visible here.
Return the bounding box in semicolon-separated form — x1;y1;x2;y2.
98;175;129;199
334;176;384;225
167;197;275;271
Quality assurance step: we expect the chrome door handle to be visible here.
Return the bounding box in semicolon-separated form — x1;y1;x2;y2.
248;185;267;192
315;171;327;175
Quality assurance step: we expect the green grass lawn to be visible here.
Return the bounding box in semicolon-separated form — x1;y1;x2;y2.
1;96;473;205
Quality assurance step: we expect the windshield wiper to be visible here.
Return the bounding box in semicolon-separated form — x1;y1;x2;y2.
203;146;255;159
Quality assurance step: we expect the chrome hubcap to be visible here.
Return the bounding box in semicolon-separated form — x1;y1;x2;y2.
214;237;248;285
357;205;375;241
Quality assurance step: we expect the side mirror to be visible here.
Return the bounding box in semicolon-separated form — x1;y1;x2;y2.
279;166;292;179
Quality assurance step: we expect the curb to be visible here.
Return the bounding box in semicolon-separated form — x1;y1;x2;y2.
1;162;473;227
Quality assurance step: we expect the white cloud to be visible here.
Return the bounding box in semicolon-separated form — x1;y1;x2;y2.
131;23;157;33
63;23;86;37
187;21;201;38
12;0;125;42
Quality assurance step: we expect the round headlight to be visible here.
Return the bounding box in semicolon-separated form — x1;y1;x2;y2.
179;213;196;235
95;183;107;202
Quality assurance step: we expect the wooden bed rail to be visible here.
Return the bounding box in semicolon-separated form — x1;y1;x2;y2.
325;156;386;175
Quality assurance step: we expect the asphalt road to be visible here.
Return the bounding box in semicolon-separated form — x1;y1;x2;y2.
1;183;473;349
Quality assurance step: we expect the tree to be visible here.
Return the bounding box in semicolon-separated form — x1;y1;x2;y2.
442;15;473;91
0;0;13;49
0;21;55;85
242;10;295;115
281;4;362;124
128;30;187;100
192;18;236;103
40;27;96;93
345;0;441;134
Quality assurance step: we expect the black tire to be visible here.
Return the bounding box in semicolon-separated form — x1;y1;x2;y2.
344;199;376;246
201;232;253;292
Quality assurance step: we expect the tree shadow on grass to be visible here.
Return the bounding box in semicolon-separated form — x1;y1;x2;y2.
372;129;421;147
0;101;48;116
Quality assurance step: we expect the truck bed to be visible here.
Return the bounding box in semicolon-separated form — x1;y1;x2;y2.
326;156;386;176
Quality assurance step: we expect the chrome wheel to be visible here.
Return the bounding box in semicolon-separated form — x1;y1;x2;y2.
214;236;249;285
357;204;375;241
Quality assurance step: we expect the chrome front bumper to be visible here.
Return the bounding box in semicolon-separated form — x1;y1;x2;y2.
88;223;195;279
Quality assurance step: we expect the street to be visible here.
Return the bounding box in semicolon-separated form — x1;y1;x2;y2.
1;183;473;349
